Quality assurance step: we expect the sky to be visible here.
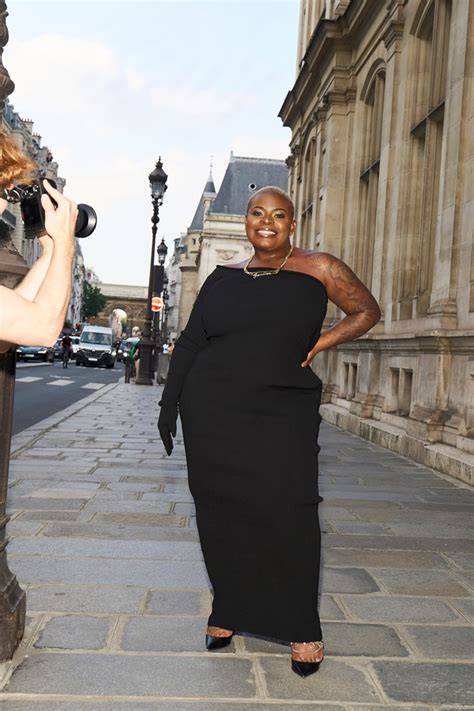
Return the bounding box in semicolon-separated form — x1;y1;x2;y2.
5;0;300;285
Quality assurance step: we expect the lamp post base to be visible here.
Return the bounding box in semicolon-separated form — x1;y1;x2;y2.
0;350;26;661
0;548;26;661
135;337;153;386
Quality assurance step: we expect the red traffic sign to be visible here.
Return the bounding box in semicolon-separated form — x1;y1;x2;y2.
151;296;163;313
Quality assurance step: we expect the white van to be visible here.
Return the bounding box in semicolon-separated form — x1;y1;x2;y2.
76;325;116;368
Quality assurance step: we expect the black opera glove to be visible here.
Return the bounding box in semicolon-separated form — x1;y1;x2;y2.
158;404;178;456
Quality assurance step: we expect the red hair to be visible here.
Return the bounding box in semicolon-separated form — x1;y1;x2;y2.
0;131;36;189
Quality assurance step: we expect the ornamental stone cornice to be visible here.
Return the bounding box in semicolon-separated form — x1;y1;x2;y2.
382;19;405;51
322;86;357;109
279;18;345;128
279;0;403;129
334;334;474;356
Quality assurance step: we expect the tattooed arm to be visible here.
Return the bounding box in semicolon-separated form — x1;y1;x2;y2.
301;252;381;367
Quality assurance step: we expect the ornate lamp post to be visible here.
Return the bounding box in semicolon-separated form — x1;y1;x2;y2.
152;238;168;380
136;159;168;386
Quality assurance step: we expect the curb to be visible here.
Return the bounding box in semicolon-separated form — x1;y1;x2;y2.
10;381;121;458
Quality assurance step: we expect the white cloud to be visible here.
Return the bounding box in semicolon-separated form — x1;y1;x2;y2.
125;68;146;93
8;34;121;116
149;85;257;118
229;132;292;162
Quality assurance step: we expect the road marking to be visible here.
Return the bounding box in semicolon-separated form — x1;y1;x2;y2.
16;376;43;383
17;362;52;368
47;379;74;387
81;383;105;390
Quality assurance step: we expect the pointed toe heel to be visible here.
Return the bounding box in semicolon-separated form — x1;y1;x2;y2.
205;626;234;650
205;633;234;650
291;659;321;677
291;640;324;677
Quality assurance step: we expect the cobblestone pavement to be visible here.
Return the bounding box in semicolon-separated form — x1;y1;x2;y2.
0;381;472;709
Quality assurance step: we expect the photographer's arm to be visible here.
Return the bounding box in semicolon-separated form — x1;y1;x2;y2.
0;182;77;351
13;235;53;302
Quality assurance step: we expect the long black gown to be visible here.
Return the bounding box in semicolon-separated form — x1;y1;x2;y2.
159;265;328;643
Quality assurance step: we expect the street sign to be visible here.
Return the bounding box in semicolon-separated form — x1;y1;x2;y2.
151;296;163;312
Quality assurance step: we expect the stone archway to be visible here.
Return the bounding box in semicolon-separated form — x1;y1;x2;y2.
110;307;127;339
89;289;147;336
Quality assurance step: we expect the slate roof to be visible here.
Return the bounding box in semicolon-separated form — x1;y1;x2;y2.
210;153;288;216
189;171;216;231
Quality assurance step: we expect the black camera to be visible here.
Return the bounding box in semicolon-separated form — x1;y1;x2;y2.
3;177;97;239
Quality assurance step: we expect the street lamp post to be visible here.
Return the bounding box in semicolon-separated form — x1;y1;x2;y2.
136;159;168;386
0;1;27;664
152;239;168;382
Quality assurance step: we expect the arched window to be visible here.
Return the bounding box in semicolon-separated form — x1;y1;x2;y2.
300;137;316;248
410;0;451;315
355;67;386;289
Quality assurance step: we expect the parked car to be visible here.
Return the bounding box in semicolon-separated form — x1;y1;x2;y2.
115;339;126;362
75;325;116;368
53;339;63;360
17;345;54;363
70;336;80;359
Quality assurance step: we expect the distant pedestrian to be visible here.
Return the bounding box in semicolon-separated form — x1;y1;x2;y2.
130;338;141;380
158;187;380;676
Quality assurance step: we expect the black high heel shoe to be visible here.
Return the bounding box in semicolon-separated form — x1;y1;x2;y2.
290;641;324;677
205;626;234;650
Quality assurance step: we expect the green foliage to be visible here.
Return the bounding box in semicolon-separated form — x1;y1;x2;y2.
83;281;106;319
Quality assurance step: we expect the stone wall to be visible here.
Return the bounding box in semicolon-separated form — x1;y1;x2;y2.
281;0;474;484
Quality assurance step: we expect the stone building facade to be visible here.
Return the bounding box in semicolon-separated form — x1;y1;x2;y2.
177;153;288;332
67;241;85;327
280;0;473;483
1;101;84;327
1;101;65;266
165;236;184;342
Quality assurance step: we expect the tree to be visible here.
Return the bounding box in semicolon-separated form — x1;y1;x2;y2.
83;281;106;319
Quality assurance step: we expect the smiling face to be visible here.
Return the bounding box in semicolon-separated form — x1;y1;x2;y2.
245;189;296;256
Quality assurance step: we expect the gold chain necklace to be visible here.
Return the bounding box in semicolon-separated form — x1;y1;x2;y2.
243;245;294;279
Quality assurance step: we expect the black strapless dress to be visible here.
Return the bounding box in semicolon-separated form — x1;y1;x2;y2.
160;266;328;642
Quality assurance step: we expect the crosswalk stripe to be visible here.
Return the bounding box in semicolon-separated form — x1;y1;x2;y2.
47;379;73;387
16;376;43;383
81;383;105;390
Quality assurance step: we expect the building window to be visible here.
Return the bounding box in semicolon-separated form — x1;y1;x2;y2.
398;0;452;317
386;367;413;417
342;362;357;400
355;67;386;290
300;138;315;248
467;375;474;438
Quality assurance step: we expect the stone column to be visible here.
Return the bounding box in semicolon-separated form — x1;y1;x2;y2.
428;0;471;321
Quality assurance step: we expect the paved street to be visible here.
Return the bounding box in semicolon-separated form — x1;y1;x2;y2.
0;380;472;709
13;361;124;435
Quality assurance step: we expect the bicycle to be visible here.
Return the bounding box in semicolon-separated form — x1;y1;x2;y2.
62;348;71;369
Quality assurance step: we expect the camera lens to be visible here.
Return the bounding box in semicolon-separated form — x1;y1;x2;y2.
75;204;97;238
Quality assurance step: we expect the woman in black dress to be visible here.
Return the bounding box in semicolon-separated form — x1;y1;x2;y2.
158;186;380;676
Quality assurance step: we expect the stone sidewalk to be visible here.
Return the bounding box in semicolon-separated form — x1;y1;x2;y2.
0;380;472;710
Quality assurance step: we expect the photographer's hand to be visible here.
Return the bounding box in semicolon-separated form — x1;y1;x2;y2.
0;182;79;347
41;179;77;249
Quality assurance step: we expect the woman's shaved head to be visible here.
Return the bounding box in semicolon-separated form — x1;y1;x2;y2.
247;186;295;219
